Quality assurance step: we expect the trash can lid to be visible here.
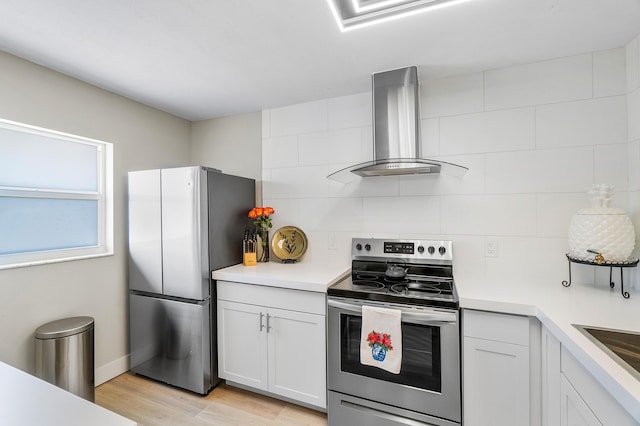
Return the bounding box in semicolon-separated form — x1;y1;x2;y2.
35;316;94;339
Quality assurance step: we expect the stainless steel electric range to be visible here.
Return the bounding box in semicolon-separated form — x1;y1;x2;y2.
327;238;461;426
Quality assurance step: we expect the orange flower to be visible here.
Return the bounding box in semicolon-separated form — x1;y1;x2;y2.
248;206;274;218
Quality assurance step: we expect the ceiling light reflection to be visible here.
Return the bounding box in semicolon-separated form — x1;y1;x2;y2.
328;0;475;32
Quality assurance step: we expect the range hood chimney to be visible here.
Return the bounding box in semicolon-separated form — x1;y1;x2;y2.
328;66;468;183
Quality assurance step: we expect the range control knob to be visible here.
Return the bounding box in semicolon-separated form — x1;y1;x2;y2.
428;246;435;255
364;243;371;251
439;246;446;255
417;245;425;254
355;243;362;251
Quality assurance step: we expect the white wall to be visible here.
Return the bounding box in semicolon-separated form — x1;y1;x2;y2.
262;47;637;291
0;51;191;383
191;112;262;203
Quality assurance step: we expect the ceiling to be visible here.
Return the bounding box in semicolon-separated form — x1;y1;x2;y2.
1;0;639;121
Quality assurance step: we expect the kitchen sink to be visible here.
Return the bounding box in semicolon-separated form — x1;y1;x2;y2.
574;325;640;380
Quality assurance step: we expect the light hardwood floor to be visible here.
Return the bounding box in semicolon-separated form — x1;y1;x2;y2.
95;373;328;426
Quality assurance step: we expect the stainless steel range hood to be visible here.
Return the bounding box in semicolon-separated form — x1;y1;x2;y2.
328;66;468;183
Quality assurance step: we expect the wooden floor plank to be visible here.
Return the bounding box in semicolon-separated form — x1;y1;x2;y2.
95;373;328;426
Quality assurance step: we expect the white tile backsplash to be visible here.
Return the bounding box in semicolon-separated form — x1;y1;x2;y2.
485;237;570;286
262;135;298;168
421;72;484;118
630;34;640;229
445;236;486;286
298;127;365;166
440;107;535;155
329;174;400;198
485;147;594;194
421;118;440;156
268;99;328;137
299;198;364;232
536;193;587;238
362;196;441;234
536;96;627;148
593;48;626;97
594;143;628;190
629;190;640;239
484;54;593;110
261;45;635;286
629;88;640;141
263;198;301;229
266;165;330;199
441;194;537;236
328;92;372;129
626;36;639;93
399;154;485;196
537;191;631;239
628;141;640;191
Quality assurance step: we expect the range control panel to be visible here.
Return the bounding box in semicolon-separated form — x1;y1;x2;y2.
352;238;453;262
383;241;415;254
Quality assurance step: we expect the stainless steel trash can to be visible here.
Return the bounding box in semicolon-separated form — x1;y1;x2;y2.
35;316;95;402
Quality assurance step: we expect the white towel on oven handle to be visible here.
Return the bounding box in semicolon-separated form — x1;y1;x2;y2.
360;305;402;374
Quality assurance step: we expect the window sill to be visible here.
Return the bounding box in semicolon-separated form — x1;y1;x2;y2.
0;251;114;271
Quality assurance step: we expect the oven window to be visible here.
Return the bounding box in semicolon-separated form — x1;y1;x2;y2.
339;313;442;391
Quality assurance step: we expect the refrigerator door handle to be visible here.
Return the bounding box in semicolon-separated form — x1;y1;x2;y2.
259;312;265;332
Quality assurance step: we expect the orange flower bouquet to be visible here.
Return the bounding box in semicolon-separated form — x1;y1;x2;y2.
248;206;274;262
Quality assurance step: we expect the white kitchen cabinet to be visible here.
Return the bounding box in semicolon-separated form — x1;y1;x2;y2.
266;307;325;404
217;300;268;389
217;281;327;409
463;309;540;426
560;374;602;426
560;346;637;426
541;326;561;425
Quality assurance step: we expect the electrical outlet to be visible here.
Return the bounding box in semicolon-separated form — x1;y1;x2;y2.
485;238;498;257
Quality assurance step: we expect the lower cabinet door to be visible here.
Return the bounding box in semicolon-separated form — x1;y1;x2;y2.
217;300;268;390
463;336;530;426
267;307;326;408
560;375;602;426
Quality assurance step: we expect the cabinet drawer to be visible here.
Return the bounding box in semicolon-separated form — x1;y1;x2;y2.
463;309;529;346
217;281;325;315
328;391;458;426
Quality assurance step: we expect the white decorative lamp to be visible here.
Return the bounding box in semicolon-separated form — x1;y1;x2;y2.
567;184;635;262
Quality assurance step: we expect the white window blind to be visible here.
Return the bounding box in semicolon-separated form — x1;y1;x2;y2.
0;118;113;269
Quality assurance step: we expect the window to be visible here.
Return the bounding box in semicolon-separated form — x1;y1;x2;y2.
0;118;113;269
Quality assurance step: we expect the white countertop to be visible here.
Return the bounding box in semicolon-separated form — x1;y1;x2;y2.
213;260;640;422
459;278;640;422
0;361;136;426
212;261;350;292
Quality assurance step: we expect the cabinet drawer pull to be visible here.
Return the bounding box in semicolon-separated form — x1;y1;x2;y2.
259;312;265;331
266;313;272;332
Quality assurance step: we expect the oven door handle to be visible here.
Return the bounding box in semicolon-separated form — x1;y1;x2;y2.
327;299;457;324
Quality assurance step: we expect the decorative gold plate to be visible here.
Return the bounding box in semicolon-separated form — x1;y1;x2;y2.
271;226;308;262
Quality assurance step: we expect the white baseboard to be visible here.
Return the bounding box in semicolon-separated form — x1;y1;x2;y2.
95;354;130;386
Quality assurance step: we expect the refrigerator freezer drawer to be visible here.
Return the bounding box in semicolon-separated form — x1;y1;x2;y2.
129;293;213;394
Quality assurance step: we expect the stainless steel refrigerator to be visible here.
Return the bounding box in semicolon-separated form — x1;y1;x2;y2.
127;166;255;394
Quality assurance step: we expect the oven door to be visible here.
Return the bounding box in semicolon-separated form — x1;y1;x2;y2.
327;297;461;423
